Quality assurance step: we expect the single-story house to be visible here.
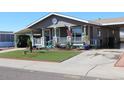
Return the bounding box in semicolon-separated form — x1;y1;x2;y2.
0;31;14;47
15;13;124;49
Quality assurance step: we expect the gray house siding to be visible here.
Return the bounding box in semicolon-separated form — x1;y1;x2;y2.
29;15;93;29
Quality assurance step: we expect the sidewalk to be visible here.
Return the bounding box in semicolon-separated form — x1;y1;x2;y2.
0;49;124;79
0;48;25;53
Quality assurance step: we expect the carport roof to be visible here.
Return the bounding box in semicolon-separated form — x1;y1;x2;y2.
0;31;13;33
15;28;41;34
94;17;124;26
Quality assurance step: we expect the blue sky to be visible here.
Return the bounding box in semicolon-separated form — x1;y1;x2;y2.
1;12;124;32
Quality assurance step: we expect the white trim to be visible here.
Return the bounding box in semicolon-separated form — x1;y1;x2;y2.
26;13;92;28
0;33;14;34
73;44;83;46
102;22;124;26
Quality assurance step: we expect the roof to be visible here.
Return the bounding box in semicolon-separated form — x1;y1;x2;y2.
15;28;41;34
0;31;13;34
94;17;124;26
26;13;124;28
26;13;99;28
17;13;124;34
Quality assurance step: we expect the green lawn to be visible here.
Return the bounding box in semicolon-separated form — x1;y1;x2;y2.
0;50;81;62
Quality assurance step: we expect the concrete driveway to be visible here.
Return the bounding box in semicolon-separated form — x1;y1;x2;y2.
0;49;124;79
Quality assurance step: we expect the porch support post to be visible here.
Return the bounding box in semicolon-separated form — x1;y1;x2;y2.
88;25;90;38
67;26;72;44
82;25;87;43
87;25;90;44
14;34;17;48
53;27;57;46
84;25;87;35
41;28;45;47
30;32;34;47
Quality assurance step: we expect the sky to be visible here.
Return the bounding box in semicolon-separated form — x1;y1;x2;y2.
1;12;124;32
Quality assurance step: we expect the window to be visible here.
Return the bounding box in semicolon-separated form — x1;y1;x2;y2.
71;26;82;42
0;34;14;42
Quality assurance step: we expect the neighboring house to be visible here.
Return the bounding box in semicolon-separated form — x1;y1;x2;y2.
15;13;124;49
0;31;14;47
120;28;124;42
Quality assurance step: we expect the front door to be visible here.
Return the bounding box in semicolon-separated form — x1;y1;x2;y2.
44;29;52;46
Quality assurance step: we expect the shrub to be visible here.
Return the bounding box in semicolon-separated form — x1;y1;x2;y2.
66;42;73;49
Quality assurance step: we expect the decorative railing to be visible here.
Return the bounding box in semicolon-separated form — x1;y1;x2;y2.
58;37;83;44
58;37;67;44
72;37;82;44
34;38;41;45
34;36;83;46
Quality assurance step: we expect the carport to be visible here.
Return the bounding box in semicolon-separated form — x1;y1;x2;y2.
95;17;124;49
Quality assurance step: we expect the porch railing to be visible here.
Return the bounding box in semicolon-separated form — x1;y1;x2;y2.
34;36;83;47
58;37;83;45
72;37;82;44
58;37;67;44
34;38;41;45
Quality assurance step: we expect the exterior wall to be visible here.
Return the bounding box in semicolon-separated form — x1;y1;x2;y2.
0;42;14;47
87;25;101;48
0;32;14;48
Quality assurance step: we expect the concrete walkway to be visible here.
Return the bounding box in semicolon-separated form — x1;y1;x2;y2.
0;48;25;53
0;49;124;79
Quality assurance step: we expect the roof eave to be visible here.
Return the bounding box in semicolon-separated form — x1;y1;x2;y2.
102;22;124;26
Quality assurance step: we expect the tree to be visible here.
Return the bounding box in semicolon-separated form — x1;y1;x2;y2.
27;39;33;53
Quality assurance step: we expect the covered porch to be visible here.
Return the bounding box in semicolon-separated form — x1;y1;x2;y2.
33;25;88;48
15;25;87;48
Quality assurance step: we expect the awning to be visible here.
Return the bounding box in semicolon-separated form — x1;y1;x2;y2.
47;22;76;28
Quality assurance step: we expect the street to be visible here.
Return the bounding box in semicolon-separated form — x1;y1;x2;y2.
0;66;108;80
0;66;82;80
